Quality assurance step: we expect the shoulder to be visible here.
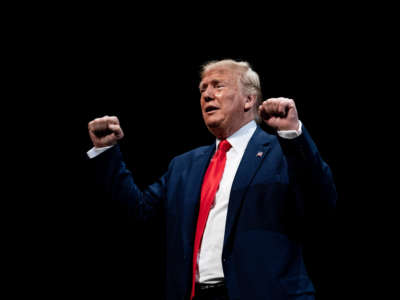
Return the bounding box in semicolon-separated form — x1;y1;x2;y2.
165;145;214;174
172;145;213;164
252;125;281;147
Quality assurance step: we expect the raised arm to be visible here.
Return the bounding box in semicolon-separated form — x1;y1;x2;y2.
87;116;166;221
259;98;337;219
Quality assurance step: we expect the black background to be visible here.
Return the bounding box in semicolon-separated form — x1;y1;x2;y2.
9;11;354;299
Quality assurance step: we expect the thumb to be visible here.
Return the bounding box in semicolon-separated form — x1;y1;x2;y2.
108;123;124;139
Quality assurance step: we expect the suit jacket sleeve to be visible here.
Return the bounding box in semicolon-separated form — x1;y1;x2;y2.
277;125;337;227
88;144;169;221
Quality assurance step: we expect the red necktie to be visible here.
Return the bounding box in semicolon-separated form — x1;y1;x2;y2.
190;139;232;299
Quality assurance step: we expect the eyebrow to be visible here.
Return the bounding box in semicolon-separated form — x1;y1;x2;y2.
199;79;222;90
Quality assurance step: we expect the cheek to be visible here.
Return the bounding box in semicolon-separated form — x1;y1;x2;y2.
215;91;223;98
224;95;242;112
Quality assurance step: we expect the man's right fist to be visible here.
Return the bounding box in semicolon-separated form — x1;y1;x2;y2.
88;116;124;148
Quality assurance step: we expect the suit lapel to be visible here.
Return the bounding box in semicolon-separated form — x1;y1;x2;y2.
223;127;273;249
181;144;215;259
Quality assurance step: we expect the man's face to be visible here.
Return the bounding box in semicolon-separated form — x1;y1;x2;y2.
199;69;249;136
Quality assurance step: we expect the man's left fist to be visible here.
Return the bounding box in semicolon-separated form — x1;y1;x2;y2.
258;97;299;131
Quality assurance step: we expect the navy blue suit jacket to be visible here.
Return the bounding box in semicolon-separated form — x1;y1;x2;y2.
90;125;337;300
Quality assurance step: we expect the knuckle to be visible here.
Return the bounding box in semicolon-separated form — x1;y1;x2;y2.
89;120;97;129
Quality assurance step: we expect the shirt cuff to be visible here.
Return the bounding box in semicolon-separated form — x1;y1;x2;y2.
277;120;303;139
87;145;114;159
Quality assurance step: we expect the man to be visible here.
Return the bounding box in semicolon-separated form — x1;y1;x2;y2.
87;59;337;300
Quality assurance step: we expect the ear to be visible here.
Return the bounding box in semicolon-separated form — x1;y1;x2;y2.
244;94;256;111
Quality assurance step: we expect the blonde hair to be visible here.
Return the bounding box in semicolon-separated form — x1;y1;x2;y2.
201;59;263;122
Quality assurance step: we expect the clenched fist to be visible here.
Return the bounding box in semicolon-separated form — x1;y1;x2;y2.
88;115;124;147
258;98;299;131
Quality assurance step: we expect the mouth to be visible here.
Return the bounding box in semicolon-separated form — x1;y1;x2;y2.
205;106;219;113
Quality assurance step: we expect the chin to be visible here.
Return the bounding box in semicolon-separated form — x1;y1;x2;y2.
205;117;222;129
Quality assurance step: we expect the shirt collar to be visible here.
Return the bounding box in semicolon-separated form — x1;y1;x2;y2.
216;120;257;154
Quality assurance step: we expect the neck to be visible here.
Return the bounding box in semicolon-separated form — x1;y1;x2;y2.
209;117;254;140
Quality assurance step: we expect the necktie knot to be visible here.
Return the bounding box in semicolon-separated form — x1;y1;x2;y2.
218;139;231;153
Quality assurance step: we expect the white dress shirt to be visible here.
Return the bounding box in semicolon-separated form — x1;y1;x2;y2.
196;120;257;283
87;120;303;283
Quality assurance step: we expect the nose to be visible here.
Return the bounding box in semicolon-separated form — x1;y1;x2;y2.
203;86;214;102
204;95;213;102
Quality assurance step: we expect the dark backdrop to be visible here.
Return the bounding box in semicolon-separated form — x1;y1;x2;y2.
27;26;344;299
10;4;395;298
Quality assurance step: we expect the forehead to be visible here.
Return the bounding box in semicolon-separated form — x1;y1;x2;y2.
200;68;239;86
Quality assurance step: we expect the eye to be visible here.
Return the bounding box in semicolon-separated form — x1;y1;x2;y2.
199;84;207;94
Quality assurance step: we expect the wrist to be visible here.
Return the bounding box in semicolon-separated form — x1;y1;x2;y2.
277;120;302;139
278;120;300;131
